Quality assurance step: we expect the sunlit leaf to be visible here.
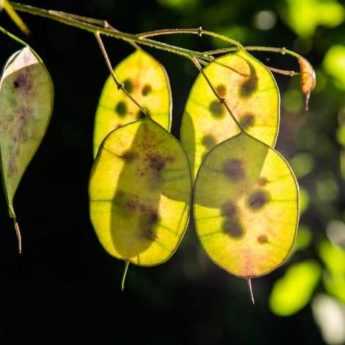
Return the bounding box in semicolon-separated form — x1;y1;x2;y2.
318;240;345;303
93;49;172;156
193;133;299;278
269;260;321;316
181;49;280;178
283;0;345;38
323;273;345;304
323;45;345;90
89;118;191;266
319;240;345;275
0;46;54;219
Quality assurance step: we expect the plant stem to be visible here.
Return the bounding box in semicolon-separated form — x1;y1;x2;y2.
121;261;130;291
10;2;305;76
137;27;242;49
0;24;27;45
95;32;147;115
191;57;243;132
11;2;206;60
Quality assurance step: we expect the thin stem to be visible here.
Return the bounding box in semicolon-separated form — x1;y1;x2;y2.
202;30;243;49
211;45;303;60
191;57;243;131
66;13;139;50
267;66;299;77
137;27;242;49
95;32;147;115
244;45;301;59
121;261;130;291
11;2;203;60
0;24;27;46
13;219;22;255
203;47;235;55
192;57;244;132
247;278;255;305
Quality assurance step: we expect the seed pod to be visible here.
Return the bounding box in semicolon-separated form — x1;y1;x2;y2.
89;118;191;266
181;49;280;179
193;133;299;279
93;50;172;157
0;46;54;252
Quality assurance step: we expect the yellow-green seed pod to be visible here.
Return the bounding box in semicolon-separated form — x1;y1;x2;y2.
93;50;172;156
181;49;280;178
89;118;191;266
193;133;299;278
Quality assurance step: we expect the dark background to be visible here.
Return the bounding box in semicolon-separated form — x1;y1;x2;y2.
1;0;345;343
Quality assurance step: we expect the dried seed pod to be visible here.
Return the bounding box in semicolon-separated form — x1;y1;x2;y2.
298;57;316;111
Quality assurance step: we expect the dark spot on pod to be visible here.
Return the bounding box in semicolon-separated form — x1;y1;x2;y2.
221;201;238;217
247;189;270;210
115;101;127;117
147;154;166;172
216;84;227;97
13;73;30;90
143;228;157;241
126;199;139;212
142;84;152;96
240;64;258;98
257;234;269;244
239;113;255;129
201;134;216;148
123;79;133;93
140;210;159;241
209;100;225;118
223;159;245;181
257;177;268;186
223;219;244;238
121;150;137;162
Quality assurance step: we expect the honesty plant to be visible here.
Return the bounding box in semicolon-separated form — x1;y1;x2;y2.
0;2;316;301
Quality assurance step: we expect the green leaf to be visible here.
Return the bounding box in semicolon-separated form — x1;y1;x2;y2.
89;118;192;266
0;46;54;218
323;45;345;90
181;49;280;178
93;50;172;157
319;240;345;303
283;0;345;38
193;133;299;278
269;260;321;316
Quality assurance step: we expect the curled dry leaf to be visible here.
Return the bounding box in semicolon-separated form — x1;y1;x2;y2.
298;57;316;111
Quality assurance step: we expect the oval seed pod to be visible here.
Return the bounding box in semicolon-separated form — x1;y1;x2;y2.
298;57;316;111
181;49;280;178
89;118;191;266
93;50;172;156
193;133;299;278
0;46;54;251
